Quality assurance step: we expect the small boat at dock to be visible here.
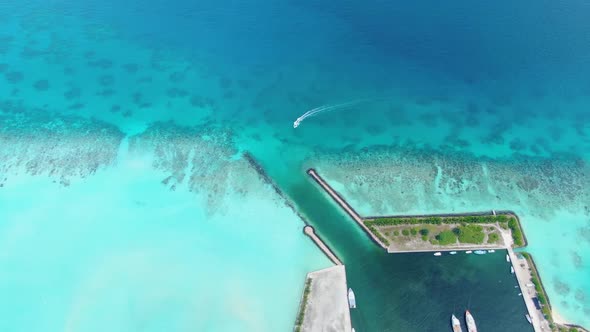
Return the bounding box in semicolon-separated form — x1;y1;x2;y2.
526;314;532;324
506;254;510;262
465;310;478;332
487;249;495;253
511;266;515;274
449;251;457;255
465;250;473;254
474;250;487;255
348;288;356;309
434;252;442;256
451;314;462;332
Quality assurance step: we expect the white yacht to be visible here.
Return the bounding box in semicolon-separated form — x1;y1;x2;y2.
348;288;356;309
451;314;463;332
465;310;478;332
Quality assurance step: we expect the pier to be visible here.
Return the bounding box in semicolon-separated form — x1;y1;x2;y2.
507;248;549;332
307;168;388;248
294;265;352;332
303;225;342;265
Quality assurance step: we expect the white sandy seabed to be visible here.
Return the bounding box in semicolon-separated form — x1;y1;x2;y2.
0;143;330;332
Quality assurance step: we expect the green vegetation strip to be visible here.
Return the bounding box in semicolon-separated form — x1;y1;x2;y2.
294;277;313;332
507;217;525;247
366;214;510;225
367;224;390;246
521;253;554;325
364;214;525;247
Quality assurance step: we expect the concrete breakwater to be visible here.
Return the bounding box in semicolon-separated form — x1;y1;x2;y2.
244;154;345;266
244;152;309;225
307;168;388;249
303;225;342;265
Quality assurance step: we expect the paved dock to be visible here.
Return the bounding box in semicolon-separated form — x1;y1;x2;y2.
304;225;342;265
307;168;387;248
298;265;352;332
508;249;548;332
500;226;549;332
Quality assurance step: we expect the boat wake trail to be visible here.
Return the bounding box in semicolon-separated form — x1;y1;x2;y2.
293;99;369;128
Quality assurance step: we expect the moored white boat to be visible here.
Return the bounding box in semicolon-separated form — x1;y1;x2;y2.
511;266;515;274
526;314;532;324
449;251;457;255
434;252;442;256
451;314;463;332
487;249;495;253
465;310;478;332
506;254;510;262
465;250;473;254
348;288;356;309
474;250;487;255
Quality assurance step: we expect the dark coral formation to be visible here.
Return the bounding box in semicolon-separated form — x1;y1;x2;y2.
122;63;139;73
166;87;188;98
98;74;114;86
0;101;125;187
87;58;113;69
309;144;589;216
64;87;81;100
5;71;23;83
127;122;266;215
33;79;49;91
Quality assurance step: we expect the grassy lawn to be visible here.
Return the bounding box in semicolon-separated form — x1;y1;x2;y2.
365;213;526;248
435;230;457;245
488;232;500;243
457;225;485;244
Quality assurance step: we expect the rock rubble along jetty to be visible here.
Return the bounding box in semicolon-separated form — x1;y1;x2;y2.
307;168;388;249
303;225;342;265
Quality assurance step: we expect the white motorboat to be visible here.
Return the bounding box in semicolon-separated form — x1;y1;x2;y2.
450;251;458;255
465;250;473;254
434;252;442;256
348;288;356;309
451;314;463;332
465;310;478;332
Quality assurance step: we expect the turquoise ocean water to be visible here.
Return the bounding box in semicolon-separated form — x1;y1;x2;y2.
1;0;589;331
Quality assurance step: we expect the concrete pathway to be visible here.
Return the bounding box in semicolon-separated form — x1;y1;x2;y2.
300;266;352;332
